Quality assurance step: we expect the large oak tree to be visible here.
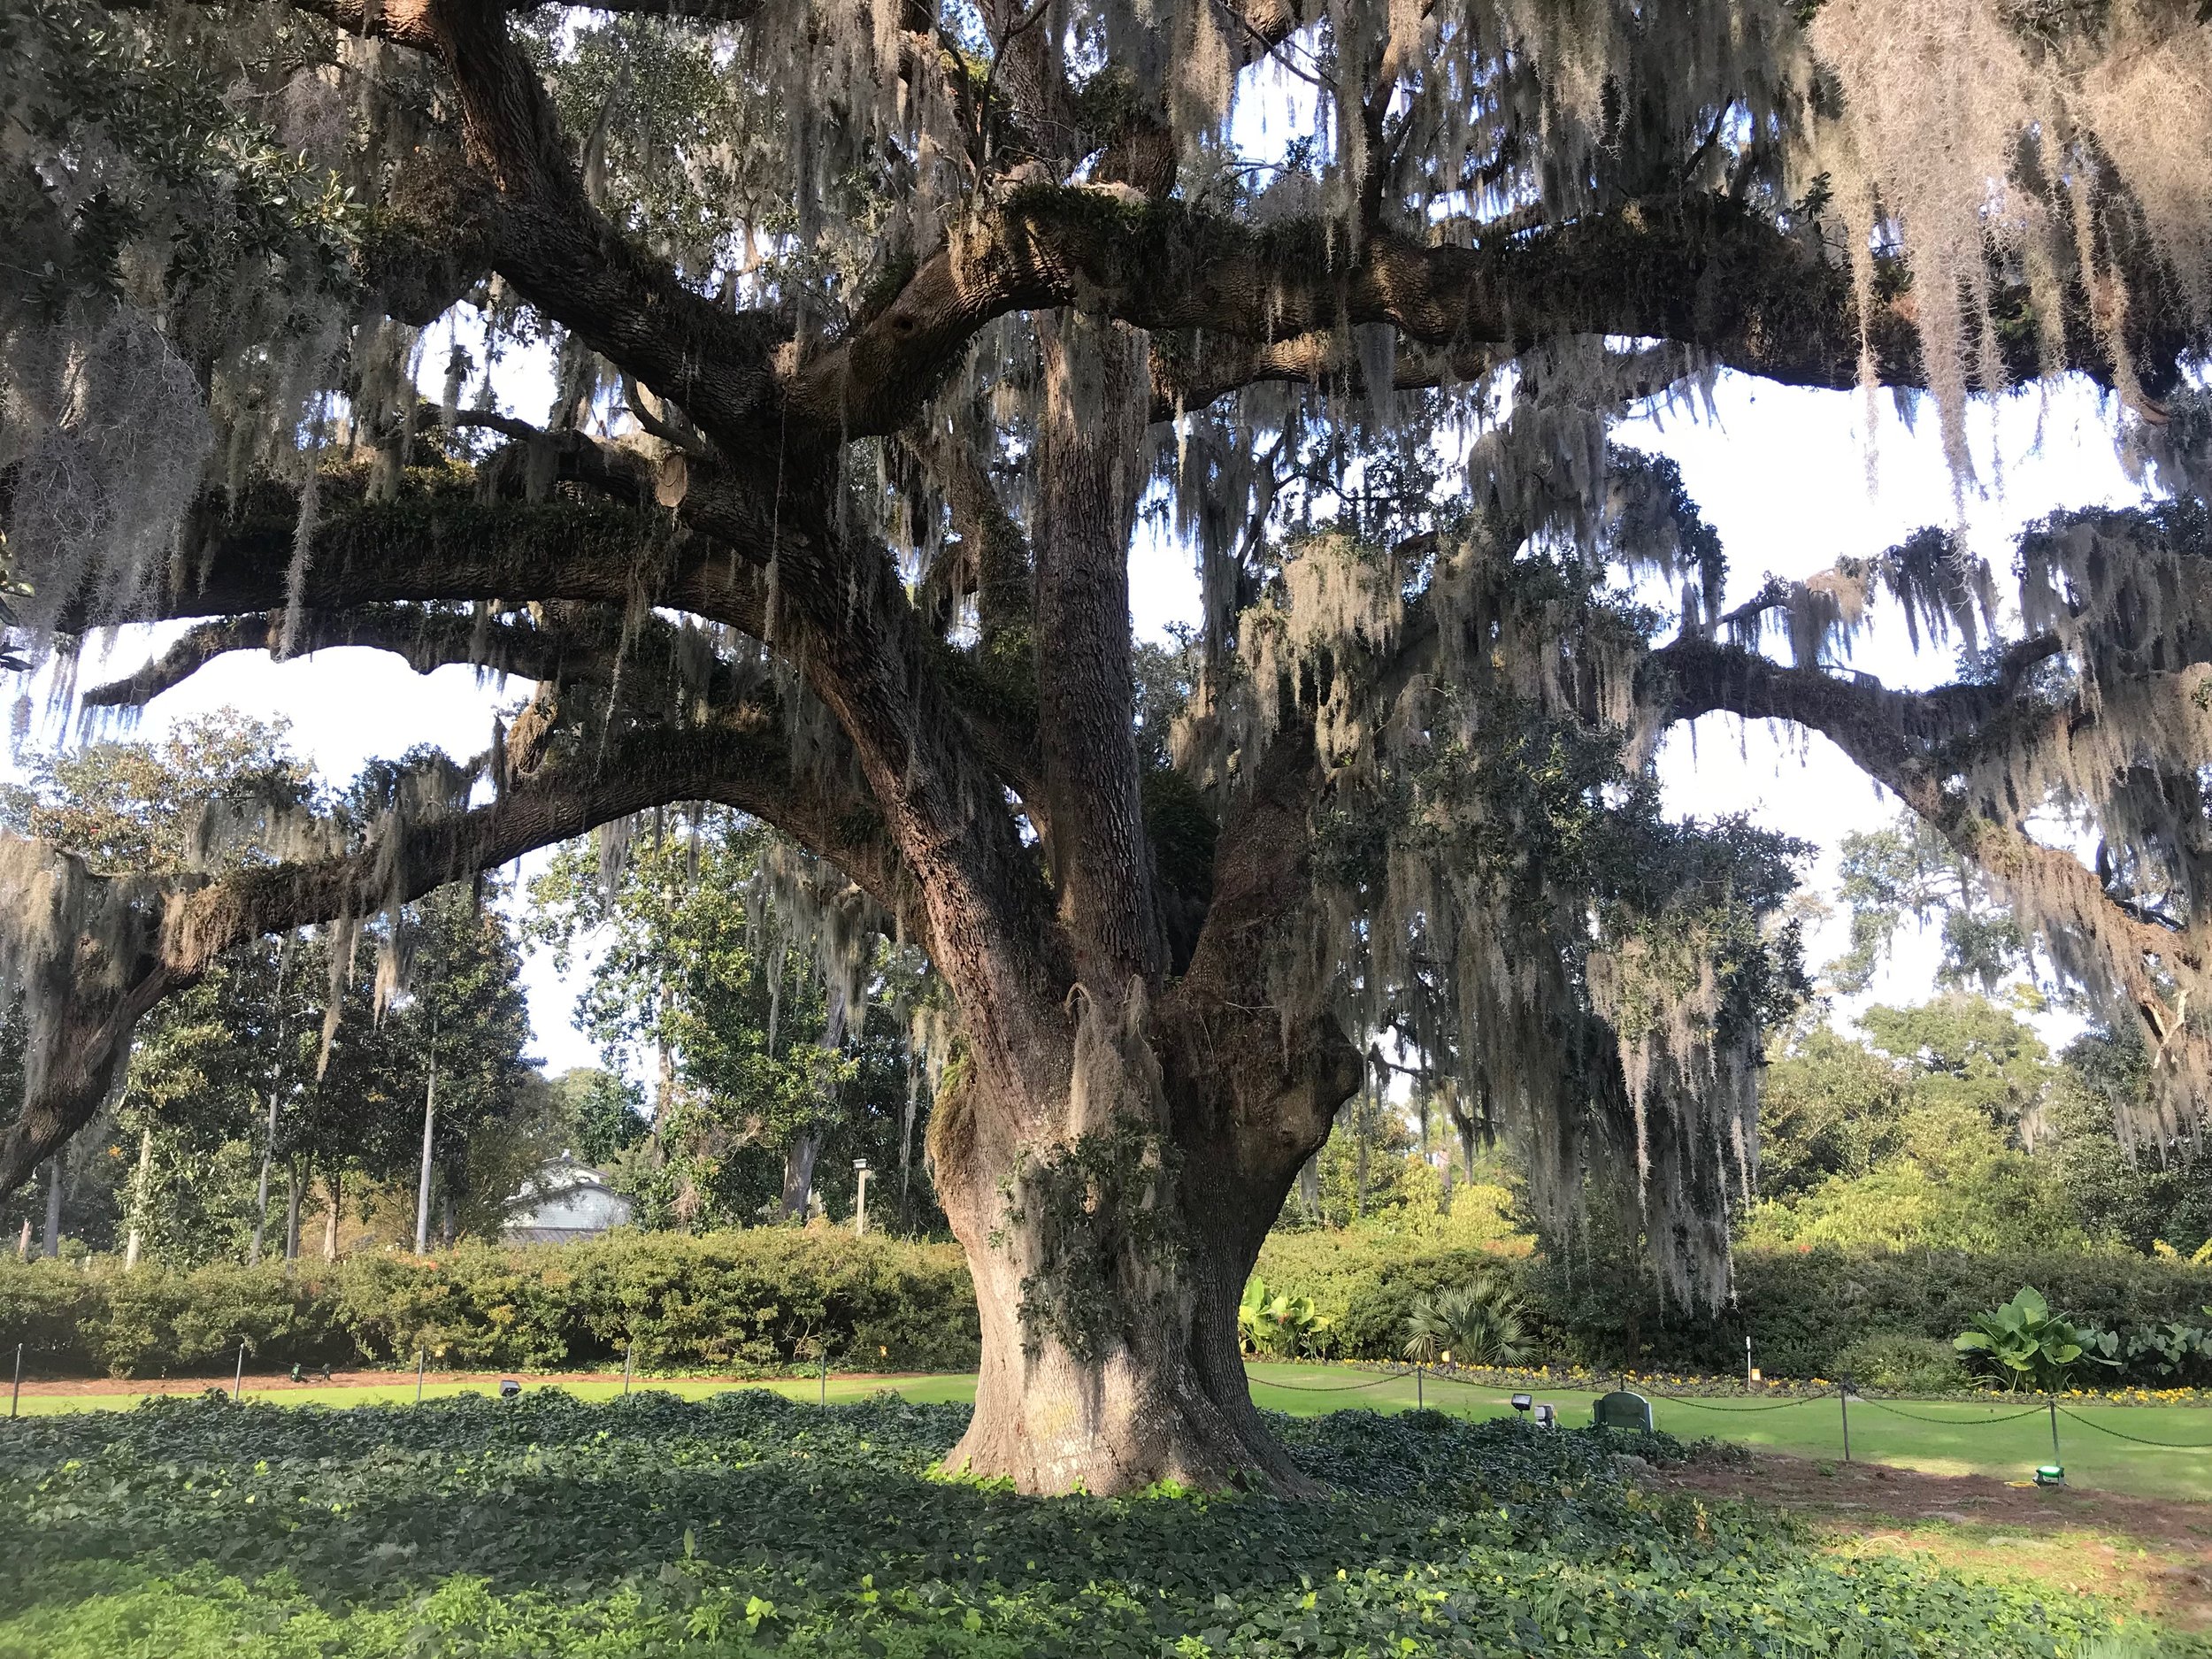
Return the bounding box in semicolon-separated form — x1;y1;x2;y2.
3;0;2208;1492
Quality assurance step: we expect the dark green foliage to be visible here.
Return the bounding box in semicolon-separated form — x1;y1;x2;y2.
1253;1233;1522;1359
0;1229;979;1378
1251;1228;2212;1385
1524;1247;2212;1384
2050;1029;2212;1254
1832;1333;1972;1394
0;1393;2131;1657
1954;1286;2122;1393
553;1068;652;1168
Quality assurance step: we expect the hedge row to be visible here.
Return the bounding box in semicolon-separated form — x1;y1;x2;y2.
1254;1233;2212;1380
0;1230;979;1378
7;1227;2209;1382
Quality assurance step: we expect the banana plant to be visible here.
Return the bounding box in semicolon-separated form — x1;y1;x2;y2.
1954;1286;2121;1392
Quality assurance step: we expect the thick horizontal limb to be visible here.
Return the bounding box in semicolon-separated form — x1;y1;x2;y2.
79;602;767;725
0;713;906;1200
788;187;2168;440
1640;634;2208;1084
58;495;771;635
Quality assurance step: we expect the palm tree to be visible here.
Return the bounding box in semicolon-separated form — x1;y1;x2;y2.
1402;1275;1533;1367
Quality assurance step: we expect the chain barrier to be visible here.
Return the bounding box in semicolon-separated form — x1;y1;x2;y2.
1852;1396;2050;1427
2056;1406;2212;1449
1637;1389;1837;1414
1255;1367;1415;1394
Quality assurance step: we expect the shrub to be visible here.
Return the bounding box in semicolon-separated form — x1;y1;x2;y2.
1237;1277;1328;1357
1258;1236;2212;1382
1402;1275;1532;1367
1954;1286;2122;1393
0;1230;979;1379
1252;1231;1520;1359
1832;1332;1970;1394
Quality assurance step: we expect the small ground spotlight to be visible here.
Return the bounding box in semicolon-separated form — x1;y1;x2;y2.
1532;1402;1558;1429
1509;1394;1533;1415
2033;1463;2065;1486
499;1379;522;1401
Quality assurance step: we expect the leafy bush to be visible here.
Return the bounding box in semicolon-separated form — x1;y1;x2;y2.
0;1230;979;1378
1250;1235;2212;1385
2119;1310;2212;1384
1833;1332;1970;1394
1252;1230;1518;1358
1955;1286;2122;1392
1236;1276;1328;1357
0;1391;2133;1658
1402;1274;1532;1367
1517;1244;2212;1384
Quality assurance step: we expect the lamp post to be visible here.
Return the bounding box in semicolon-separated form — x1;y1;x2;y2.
853;1160;872;1235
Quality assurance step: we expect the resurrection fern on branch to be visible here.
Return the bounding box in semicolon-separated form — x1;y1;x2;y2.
3;0;2210;1494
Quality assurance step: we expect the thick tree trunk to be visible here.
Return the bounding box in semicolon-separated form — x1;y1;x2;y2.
0;956;180;1199
928;971;1358;1495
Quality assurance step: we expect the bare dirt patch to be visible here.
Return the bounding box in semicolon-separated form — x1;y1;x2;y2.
1651;1449;2212;1632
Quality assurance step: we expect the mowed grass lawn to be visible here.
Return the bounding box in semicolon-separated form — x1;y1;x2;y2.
19;1360;2212;1502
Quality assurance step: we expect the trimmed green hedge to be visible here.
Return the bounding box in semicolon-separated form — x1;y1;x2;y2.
1253;1235;2212;1381
9;1226;2208;1384
0;1231;979;1379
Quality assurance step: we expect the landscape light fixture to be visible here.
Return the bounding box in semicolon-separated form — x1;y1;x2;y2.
2034;1463;2065;1486
1532;1403;1558;1429
1509;1394;1532;1414
499;1379;521;1400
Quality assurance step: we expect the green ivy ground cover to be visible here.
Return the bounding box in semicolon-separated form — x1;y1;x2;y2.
0;1390;2181;1658
21;1362;2212;1502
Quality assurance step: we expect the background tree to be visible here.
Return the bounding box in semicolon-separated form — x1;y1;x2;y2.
4;0;2211;1492
0;717;541;1259
528;810;941;1230
549;1068;651;1170
1748;994;2212;1257
1827;812;2033;995
2047;1028;2212;1256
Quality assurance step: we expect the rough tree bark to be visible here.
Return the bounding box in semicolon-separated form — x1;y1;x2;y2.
907;316;1365;1494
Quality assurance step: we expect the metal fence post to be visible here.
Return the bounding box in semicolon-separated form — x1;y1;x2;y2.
416;1347;426;1405
624;1339;634;1396
820;1348;828;1407
1838;1381;1850;1463
10;1343;20;1419
1415;1363;1423;1411
233;1340;245;1402
2048;1397;2061;1465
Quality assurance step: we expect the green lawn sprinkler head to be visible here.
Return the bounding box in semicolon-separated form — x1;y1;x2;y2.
2033;1463;2064;1486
